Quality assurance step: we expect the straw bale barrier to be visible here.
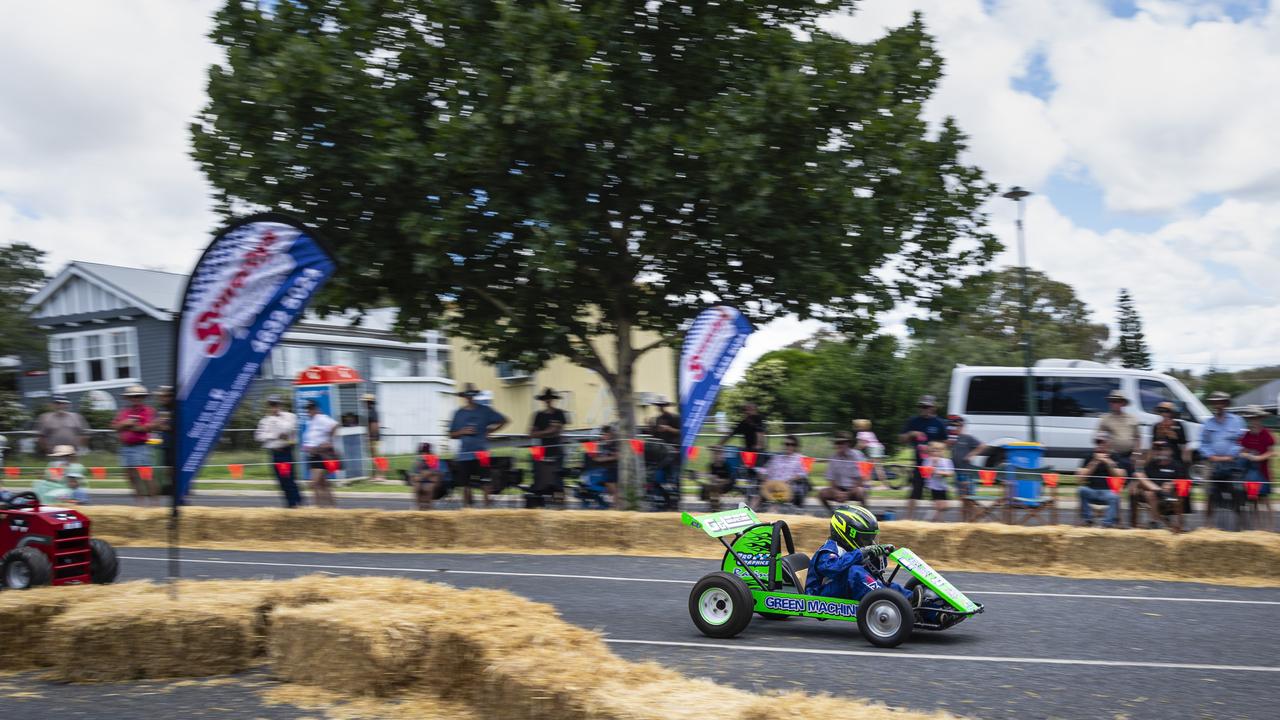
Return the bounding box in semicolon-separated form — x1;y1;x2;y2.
0;575;949;720
81;506;1280;585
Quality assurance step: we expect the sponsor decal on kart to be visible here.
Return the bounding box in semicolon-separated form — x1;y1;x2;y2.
762;595;859;618
890;548;979;613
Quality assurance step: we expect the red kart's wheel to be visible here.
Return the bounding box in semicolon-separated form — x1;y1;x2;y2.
90;539;119;585
2;546;53;590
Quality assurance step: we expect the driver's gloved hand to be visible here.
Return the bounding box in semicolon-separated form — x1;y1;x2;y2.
860;543;895;559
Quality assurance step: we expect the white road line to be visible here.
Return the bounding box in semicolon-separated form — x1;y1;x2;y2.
603;639;1280;673
118;555;1280;605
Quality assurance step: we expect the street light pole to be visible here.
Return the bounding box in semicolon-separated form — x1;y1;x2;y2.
1002;186;1037;443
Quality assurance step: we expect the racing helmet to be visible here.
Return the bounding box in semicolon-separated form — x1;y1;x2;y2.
829;505;879;550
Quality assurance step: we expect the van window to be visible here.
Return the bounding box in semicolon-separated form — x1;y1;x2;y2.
966;376;1027;414
1048;377;1120;417
1138;379;1180;414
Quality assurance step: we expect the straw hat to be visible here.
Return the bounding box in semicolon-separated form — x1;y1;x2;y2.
49;445;77;458
1241;405;1268;419
760;479;793;504
123;385;149;397
1105;390;1128;405
1206;390;1232;404
362;393;377;402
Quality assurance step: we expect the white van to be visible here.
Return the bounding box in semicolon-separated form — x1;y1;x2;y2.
947;360;1210;472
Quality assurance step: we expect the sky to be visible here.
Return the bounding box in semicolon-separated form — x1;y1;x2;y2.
1;1;1277;381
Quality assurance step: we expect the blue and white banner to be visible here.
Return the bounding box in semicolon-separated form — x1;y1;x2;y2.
174;214;335;499
679;306;753;452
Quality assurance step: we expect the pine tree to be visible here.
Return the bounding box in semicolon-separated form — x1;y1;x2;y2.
1116;289;1153;370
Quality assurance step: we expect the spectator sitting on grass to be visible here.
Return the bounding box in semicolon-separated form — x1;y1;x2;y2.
819;432;868;512
702;445;736;512
758;435;808;509
35;445;88;506
407;442;444;510
1077;433;1123;528
1134;440;1185;531
582;426;620;507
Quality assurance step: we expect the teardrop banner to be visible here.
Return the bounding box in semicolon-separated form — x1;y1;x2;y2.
679;306;753;458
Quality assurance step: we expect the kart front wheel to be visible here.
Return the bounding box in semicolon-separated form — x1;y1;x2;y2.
2;546;53;590
857;588;914;648
689;572;753;638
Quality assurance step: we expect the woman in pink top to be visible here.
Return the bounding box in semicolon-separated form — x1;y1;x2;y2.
112;385;157;505
1240;406;1275;529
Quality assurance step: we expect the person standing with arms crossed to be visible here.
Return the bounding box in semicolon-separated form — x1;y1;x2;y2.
449;383;508;507
256;395;300;508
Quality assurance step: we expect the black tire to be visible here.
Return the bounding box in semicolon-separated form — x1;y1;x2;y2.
857;588;914;648
689;572;754;639
90;539;120;585
2;546;53;590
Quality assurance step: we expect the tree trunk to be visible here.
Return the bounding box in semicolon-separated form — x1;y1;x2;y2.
611;314;641;510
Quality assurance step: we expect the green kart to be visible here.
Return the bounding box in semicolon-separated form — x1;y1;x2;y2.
681;507;984;648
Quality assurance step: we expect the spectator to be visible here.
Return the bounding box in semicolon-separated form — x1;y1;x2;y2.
646;395;682;507
112;385;156;506
947;416;987;522
1240;406;1274;530
408;441;444;510
35;396;88;456
900;395;949;520
853;419;884;460
923;441;954;522
152;386;173;497
65;470;90;505
255;395;300;508
35;445;88;505
758;434;808;509
582;426;620;507
363;393;383;480
529;388;568;503
448;383;508;507
702;445;736;511
301;400;339;508
1096;390;1141;474
720;402;767;453
1134;440;1186;531
1151;401;1191;466
819;432;869;512
1201;391;1246;526
1076;433;1123;528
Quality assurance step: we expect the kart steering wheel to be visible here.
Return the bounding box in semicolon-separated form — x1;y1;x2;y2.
1;491;40;509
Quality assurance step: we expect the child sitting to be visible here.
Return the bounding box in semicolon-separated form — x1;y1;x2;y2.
805;505;911;602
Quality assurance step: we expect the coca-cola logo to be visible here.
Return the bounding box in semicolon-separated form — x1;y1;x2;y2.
192;230;277;357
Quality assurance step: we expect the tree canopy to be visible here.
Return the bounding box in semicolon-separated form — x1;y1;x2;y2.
1115;288;1152;370
0;242;49;375
193;0;995;498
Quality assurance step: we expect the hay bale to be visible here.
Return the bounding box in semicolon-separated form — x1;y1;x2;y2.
951;524;1061;572
0;582;161;669
46;595;259;681
1052;526;1176;575
1170;530;1280;581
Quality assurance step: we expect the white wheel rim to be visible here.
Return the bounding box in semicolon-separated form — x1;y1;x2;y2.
699;587;734;625
6;562;31;589
864;599;903;639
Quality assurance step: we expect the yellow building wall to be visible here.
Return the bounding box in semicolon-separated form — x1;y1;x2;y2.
448;331;676;431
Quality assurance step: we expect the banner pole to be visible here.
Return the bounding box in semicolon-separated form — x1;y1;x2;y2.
168;306;182;598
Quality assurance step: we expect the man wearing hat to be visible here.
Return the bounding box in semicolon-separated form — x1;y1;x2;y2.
646;395;682;509
35;445;90;506
35;395;88;456
112;385;157;505
255;395;300;508
900;395;949;520
529;388;569;501
1095;390;1141;476
1151;401;1191;467
1201;390;1247;525
449;383;508;507
362;393;383;480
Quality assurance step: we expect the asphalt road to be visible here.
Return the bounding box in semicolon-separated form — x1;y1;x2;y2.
9;548;1273;719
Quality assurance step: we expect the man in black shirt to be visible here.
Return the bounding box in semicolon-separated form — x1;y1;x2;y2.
1076;433;1123;528
720;402;767;453
647;395;681;510
1135;440;1186;530
529;388;569;500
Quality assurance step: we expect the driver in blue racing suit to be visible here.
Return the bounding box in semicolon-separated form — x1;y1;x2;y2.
806;505;911;602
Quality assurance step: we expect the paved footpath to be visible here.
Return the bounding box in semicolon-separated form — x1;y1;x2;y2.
4;549;1273;720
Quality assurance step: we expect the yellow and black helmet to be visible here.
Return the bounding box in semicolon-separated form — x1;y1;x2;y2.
830;505;879;549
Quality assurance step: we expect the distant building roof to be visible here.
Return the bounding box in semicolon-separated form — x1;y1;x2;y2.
71;261;187;314
1233;378;1280;410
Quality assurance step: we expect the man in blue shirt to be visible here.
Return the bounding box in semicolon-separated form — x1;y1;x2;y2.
900;395;949;520
449;383;508;507
1201;390;1246;523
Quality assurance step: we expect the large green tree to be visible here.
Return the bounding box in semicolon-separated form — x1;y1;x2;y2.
1114;288;1152;370
906;268;1109;403
193;1;995;498
0;242;49;387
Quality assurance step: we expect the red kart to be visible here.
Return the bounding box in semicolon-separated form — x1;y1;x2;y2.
0;491;119;590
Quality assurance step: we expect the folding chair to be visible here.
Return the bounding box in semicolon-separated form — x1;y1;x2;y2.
962;467;1003;522
1001;472;1058;525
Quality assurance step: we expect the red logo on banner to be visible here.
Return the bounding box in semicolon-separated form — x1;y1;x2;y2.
276;462;292;478
740;451;757;468
1246;481;1261;500
530;446;545;462
192;229;278;357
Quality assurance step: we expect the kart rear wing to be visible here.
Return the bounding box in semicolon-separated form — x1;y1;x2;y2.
680;507;761;538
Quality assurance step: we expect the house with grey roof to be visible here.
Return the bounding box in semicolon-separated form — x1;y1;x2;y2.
1232;378;1280;414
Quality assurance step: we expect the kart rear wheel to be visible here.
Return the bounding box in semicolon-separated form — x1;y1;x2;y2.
689;572;753;638
857;588;914;648
90;539;119;584
2;546;53;590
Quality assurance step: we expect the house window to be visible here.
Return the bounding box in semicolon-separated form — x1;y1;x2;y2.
49;328;139;391
328;349;361;371
372;356;414;378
